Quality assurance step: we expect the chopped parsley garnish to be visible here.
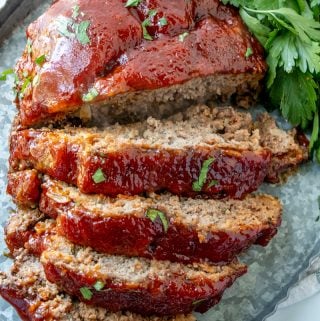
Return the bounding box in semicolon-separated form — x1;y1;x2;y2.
207;180;218;188
80;287;93;300
192;299;206;306
74;20;91;45
19;77;32;98
72;5;80;19
92;168;106;184
56;9;91;46
192;158;215;192
146;208;169;232
26;38;32;54
83;87;99;102
159;17;168;27
0;69;14;81
142;10;158;41
178;32;189;42
35;55;46;66
93;281;105;291
125;0;141;7
245;47;253;58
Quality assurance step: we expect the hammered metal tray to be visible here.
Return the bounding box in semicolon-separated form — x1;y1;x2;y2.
0;1;319;320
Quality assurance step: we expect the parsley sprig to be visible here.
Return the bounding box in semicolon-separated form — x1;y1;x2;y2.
222;0;320;161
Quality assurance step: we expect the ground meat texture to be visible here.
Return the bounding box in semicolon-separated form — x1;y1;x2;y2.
0;250;196;321
33;176;281;264
9;106;272;200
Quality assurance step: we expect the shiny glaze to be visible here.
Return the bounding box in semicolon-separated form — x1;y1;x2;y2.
16;0;266;126
37;183;281;264
7;170;41;207
10;130;272;199
43;260;244;316
5;225;247;317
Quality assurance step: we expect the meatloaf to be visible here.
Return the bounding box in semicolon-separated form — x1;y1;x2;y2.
15;0;266;127
5;213;247;316
0;250;195;321
26;175;280;263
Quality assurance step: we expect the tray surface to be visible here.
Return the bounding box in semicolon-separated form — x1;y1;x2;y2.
0;2;319;321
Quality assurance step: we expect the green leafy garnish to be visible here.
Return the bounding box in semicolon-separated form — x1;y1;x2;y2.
178;32;189;42
221;0;320;160
35;55;46;66
75;20;91;45
207;180;218;188
245;47;253;58
146;208;169;232
125;0;141;7
19;77;32;98
192;299;206;306
72;5;80;19
56;10;91;46
26;38;32;55
83;87;99;102
192;158;215;192
80;287;93;300
93;281;105;291
142;10;158;41
159;17;168;27
92;168;106;184
0;69;14;81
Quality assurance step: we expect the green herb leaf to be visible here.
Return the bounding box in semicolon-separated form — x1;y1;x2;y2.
179;32;189;42
207;180;218;188
72;5;80;19
142;19;153;40
159;17;168;26
56;16;75;38
75;20;91;45
192;299;206;306
26;38;32;55
192;158;215;192
83;87;99;102
310;110;319;152
19;77;32;98
148;9;157;17
92;168;106;184
146;208;169;232
245;47;253;58
125;0;141;7
35;55;46;66
93;281;105;291
80;287;93;300
0;69;14;81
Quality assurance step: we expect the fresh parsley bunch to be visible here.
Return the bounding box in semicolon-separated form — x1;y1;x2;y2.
222;0;320;160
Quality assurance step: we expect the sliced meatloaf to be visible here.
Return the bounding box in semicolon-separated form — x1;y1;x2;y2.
15;0;266;127
10;106;271;199
7;170;41;208
5;213;247;316
37;176;281;264
0;250;195;321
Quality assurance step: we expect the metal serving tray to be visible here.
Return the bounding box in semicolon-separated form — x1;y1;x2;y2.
0;1;319;320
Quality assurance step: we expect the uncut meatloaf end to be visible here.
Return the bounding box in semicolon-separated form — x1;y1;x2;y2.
9;105;271;200
0;250;195;321
15;0;266;127
5;213;247;316
36;176;281;264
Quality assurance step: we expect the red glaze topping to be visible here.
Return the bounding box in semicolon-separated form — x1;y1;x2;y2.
43;261;244;316
10;130;271;199
7;170;41;207
36;179;281;264
15;0;266;126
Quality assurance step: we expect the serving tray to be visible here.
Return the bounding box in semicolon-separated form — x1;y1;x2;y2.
0;1;320;320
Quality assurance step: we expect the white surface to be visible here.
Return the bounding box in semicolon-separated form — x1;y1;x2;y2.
267;292;320;321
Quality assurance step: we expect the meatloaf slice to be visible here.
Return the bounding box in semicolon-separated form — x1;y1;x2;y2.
0;250;195;321
33;176;281;264
5;212;247;316
7;170;41;208
9;105;271;200
15;0;266;127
